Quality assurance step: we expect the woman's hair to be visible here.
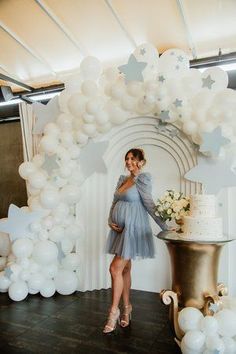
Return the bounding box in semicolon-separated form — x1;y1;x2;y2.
125;148;146;166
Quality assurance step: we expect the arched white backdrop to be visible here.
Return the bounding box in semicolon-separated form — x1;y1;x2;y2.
0;43;236;303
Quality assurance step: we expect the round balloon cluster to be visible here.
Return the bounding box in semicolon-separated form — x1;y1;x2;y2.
178;306;236;353
0;42;236;301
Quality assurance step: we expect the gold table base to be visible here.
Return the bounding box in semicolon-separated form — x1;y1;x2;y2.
157;232;232;341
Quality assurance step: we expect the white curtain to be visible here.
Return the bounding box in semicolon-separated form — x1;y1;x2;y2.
19;102;41;162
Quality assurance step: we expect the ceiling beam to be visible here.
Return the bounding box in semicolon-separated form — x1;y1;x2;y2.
34;0;88;57
0;22;57;76
104;0;137;49
175;0;197;59
0;73;34;91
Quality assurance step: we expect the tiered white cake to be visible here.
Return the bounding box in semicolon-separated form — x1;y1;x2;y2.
181;194;223;240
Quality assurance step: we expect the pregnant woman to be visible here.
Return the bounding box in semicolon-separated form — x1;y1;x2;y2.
103;148;168;334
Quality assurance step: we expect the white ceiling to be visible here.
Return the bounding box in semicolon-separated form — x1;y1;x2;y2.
0;0;236;92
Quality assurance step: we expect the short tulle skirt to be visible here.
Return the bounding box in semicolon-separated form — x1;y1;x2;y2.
105;200;155;260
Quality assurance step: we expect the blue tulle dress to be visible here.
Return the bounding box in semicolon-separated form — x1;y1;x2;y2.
105;172;168;260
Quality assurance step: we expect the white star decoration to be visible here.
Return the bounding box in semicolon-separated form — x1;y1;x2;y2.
199;126;230;157
118;54;147;83
202;75;215;89
185;156;236;194
79;140;108;179
0;204;44;241
33;96;60;134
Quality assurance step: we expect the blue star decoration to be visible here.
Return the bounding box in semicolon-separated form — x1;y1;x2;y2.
173;99;182;108
78;140;108;179
199;126;230;157
33;95;60;134
56;242;66;262
202;75;215;89
209;302;219;313
155;120;168;133
0;204;44;241
159;110;170;122
42;154;60;175
4;266;13;279
118;54;147;83
184;156;236;194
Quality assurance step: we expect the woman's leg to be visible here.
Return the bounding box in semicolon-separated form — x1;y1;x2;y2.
122;260;131;306
109;255;129;312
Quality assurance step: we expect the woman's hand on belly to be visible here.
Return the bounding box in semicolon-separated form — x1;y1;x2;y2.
108;223;124;233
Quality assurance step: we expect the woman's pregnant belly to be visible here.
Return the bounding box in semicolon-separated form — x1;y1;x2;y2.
112;201;129;228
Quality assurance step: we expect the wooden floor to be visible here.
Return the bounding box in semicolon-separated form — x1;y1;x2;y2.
0;289;181;354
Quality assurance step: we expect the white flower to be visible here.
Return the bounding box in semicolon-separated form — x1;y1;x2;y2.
174;192;180;200
164;191;169;197
166;196;172;202
158;206;163;212
167;208;172;215
171;213;176;218
165;202;170;208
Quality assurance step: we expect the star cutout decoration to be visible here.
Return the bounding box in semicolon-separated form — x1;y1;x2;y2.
4;266;13;279
199;126;230;157
0;204;44;241
140;48;146;55
118;54;147;83
173;99;183;107
159;110;170;122
57;242;66;262
209;302;219;314
33;95;60;134
155;121;168;133
184;156;236;194
158;75;165;83
42;154;60;175
78;140;108;179
202;75;215;89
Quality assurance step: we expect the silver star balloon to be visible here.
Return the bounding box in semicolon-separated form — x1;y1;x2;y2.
202;75;215;89
33;95;60;134
78;140;108;179
118;54;147;83
184;156;236;194
199;126;230;157
0;204;44;241
42;154;60;175
173;99;182;107
159;110;170;122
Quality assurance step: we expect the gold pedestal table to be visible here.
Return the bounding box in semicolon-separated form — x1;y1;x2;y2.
157;231;234;340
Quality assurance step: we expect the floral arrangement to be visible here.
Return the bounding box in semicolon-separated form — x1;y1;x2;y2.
155;190;190;222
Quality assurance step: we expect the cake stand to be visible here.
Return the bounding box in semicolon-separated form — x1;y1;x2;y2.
156;231;234;340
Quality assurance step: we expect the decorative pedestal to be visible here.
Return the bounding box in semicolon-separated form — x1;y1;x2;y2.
156;231;233;340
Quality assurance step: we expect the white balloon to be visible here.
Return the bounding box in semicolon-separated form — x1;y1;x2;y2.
41;215;55;231
59;131;74;148
215;309;236;337
8;281;28;301
54;270;78;295
103;67;119;82
20;269;31;281
40;188;60;209
12;239;34;259
202;67;228;92
82;113;95;123
81;80;98;97
97;122;112;134
39;136;58;154
51;203;70;219
40;279;56;297
182;330;205;352
75;131;89;145
32;240;58;265
127;81;143;97
56;113;73;131
199;315;218;335
28;287;39;294
48;226;65;242
181;69;202;98
183;121;198;135
180;340;201;354
42;263;58;278
159;48;189;76
86;97;104;115
94;110;109;125
82;123;97;137
63;72;83;94
60;185;81;204
107;102;127;125
27;184;41;197
44;123;60;137
222;336;236;353
58;89;71;113
65;223;83;240
29;221;42;233
206;334;225;352
0;272;11;292
61;238;74;254
62;253;79;271
32;154;45;167
120;95;136;111
110;81;126;100
19;162;37;180
28;272;45;291
68;93;87;117
178;307;204;333
80;56;102;80
56;146;71;162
